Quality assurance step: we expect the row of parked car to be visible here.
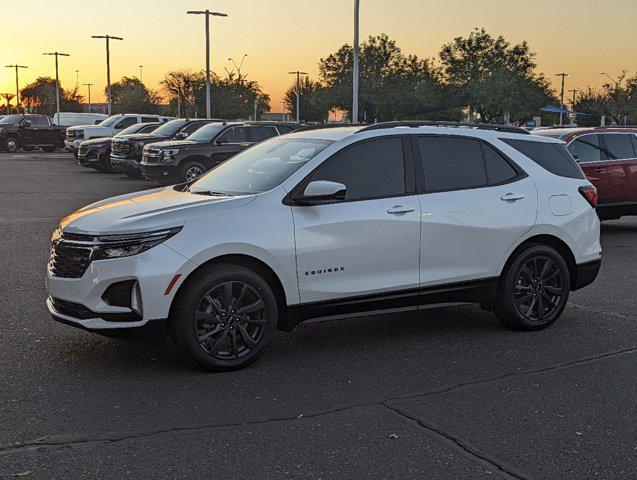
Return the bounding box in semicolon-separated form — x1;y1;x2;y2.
67;114;300;184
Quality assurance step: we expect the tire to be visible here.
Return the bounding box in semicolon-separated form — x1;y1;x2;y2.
123;165;143;178
181;160;207;183
493;244;570;331
4;136;19;153
169;263;278;371
42;145;57;152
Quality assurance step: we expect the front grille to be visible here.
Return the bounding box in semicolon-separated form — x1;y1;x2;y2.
49;234;95;278
77;146;88;157
112;141;132;156
50;297;94;319
142;149;162;164
66;131;82;141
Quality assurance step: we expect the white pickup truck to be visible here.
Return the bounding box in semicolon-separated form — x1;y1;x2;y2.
64;113;171;154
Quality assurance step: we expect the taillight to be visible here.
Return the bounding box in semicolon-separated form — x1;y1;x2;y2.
579;185;598;208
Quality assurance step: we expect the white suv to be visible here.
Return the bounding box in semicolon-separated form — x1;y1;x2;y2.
46;122;602;371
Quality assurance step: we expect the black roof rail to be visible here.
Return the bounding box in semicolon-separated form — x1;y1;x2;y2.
355;121;530;135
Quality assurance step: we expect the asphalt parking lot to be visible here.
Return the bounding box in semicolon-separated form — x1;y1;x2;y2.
0;151;635;480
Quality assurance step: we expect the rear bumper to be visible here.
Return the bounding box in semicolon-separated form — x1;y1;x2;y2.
573;258;601;290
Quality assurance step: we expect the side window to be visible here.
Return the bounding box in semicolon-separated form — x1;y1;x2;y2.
141;116;157;123
502;139;584;180
139;124;158;133
31;116;49;126
182;122;206;135
418;137;487;192
308;137;405;201
482;143;518;184
568;135;603;162
603;134;636;160
249;126;278;142
115;117;137;129
216;126;247;144
631;135;637;154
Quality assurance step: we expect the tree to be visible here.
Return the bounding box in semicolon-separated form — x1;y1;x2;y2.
439;28;555;123
108;76;162;114
20;77;83;115
284;77;329;122
319;34;448;122
161;70;270;119
572;73;637;127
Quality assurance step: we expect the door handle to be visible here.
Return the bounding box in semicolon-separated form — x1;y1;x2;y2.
500;193;525;202
595;167;607;173
387;205;415;215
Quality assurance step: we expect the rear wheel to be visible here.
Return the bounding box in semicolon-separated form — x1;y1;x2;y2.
4;137;19;153
181;160;207;183
169;263;278;371
494;244;570;330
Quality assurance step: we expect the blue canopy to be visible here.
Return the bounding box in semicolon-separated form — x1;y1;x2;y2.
541;105;588;116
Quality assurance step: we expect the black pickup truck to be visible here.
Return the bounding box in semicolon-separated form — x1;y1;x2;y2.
0;114;65;152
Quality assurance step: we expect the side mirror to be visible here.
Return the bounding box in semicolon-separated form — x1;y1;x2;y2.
294;180;346;205
21;120;31;128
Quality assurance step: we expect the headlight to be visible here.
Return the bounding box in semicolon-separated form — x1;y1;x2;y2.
76;130;84;138
93;227;182;259
0;127;4;133
161;149;179;162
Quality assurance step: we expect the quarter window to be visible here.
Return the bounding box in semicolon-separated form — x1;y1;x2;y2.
602;133;636;160
502;139;584;180
482;143;517;184
418;137;487;192
309;137;406;201
568;135;604;162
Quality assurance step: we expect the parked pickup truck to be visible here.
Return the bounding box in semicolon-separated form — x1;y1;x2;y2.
64;113;171;155
0;114;65;152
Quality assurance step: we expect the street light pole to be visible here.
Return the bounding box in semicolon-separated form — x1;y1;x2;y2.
352;0;360;123
288;71;308;123
82;83;94;112
555;73;570;126
228;54;247;78
187;9;228;119
43;52;70;124
139;65;143;83
5;65;27;114
91;34;123;116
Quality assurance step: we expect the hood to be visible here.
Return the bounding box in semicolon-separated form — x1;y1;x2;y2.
113;133;167;142
80;137;112;147
146;139;199;150
59;186;255;235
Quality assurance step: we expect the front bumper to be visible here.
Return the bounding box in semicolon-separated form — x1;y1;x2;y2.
77;149;103;167
64;139;82;151
111;153;142;171
140;163;180;182
46;243;193;331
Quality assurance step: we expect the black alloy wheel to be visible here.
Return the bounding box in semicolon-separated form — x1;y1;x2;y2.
494;244;570;330
170;263;277;371
4;137;19;153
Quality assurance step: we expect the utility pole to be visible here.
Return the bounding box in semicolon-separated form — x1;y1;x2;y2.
187;9;228;119
567;88;579;126
352;0;360;123
75;70;79;86
139;65;143;83
228;54;247;79
177;86;182;117
43;52;70;124
82;83;94;112
288;70;307;123
5;65;27;114
91;34;123;116
555;73;570;126
253;99;257;121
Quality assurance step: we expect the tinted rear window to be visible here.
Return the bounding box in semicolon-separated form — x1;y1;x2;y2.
602;133;636;160
502;139;584;179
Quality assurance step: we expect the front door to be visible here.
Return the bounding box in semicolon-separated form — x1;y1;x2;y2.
292;136;421;309
414;136;537;285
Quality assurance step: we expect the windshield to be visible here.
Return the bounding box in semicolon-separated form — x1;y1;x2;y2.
151;119;188;137
189;137;333;195
0;115;23;125
118;123;151;136
188;123;225;143
97;115;123;128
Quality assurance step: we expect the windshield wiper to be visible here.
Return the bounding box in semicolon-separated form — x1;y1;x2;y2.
189;190;229;197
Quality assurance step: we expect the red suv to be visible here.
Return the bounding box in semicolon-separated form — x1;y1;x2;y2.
535;127;637;220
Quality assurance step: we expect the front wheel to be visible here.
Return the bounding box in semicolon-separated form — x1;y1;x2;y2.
181;161;207;183
494;244;570;330
169;263;278;371
4;137;19;153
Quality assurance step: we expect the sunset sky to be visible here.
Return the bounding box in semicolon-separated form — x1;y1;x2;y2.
1;0;635;112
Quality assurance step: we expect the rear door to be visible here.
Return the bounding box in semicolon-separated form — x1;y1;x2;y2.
414;135;537;285
567;134;609;203
599;133;636;204
210;126;249;164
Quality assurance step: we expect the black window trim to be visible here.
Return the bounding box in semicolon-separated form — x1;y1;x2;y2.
213;125;249;145
285;134;417;206
411;134;528;195
568;133;607;164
